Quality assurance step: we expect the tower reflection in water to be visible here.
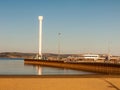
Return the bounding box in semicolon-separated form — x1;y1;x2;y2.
36;66;42;75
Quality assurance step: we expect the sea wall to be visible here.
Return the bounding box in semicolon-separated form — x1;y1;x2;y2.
24;59;120;75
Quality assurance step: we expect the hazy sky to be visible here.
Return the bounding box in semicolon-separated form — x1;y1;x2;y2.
0;0;120;55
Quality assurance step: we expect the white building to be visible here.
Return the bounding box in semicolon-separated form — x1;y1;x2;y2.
83;54;99;60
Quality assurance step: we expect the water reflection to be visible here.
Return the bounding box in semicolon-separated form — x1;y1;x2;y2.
36;66;42;75
34;65;96;75
0;58;96;75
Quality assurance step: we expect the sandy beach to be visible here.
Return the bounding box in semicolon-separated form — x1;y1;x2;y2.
0;75;120;90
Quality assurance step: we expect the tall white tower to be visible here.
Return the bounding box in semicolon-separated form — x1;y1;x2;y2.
38;16;43;59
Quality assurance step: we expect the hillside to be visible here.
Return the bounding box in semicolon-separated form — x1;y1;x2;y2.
0;52;75;59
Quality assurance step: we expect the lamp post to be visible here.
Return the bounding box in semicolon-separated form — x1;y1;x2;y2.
58;33;61;60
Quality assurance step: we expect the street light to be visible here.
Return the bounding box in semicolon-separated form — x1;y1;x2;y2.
58;33;61;60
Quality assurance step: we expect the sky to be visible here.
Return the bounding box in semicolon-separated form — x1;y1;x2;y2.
0;0;120;55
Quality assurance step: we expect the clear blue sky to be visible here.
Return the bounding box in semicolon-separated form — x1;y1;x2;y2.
0;0;120;55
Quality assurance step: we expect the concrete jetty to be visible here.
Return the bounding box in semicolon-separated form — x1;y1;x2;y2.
24;59;120;75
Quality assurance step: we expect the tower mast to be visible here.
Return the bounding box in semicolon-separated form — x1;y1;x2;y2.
38;16;43;59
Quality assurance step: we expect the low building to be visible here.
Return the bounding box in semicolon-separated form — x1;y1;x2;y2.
83;54;100;60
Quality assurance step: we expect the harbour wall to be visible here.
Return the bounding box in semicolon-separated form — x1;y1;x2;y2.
24;59;120;75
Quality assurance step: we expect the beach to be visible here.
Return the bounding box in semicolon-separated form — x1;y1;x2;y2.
0;75;120;90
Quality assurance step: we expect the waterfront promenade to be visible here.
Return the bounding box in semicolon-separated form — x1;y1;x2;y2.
24;59;120;75
0;75;120;90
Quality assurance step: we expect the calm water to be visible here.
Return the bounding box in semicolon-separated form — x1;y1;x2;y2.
0;58;96;75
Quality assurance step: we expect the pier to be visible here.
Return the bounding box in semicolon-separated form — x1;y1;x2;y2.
24;59;120;75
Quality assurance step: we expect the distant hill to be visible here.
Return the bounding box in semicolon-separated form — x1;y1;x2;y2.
0;52;76;59
0;52;36;59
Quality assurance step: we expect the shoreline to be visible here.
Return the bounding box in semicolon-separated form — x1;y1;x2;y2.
0;74;120;78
